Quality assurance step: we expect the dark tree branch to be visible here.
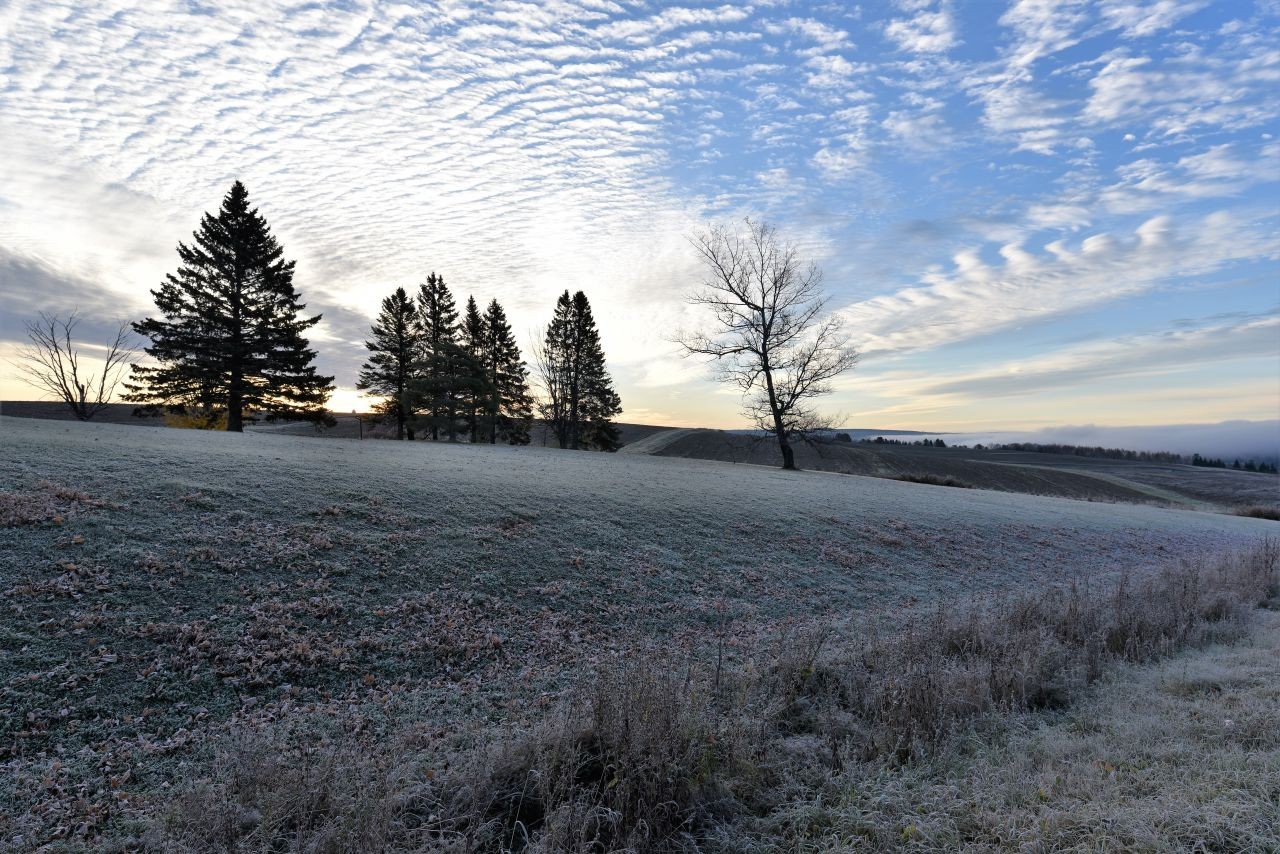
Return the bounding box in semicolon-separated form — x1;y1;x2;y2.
676;218;860;471
14;311;136;421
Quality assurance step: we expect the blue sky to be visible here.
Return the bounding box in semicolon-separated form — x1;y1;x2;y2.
1;0;1277;429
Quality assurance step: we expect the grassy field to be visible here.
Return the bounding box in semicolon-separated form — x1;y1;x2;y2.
0;414;1274;849
639;427;1280;510
7;402;1276;510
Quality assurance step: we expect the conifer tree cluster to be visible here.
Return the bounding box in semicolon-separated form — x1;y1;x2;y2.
357;275;534;444
126;181;619;447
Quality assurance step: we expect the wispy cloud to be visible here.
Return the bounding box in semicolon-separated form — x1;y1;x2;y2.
920;311;1280;398
841;211;1280;356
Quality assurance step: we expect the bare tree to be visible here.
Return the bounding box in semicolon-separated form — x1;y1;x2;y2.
679;219;859;471
531;330;567;446
14;312;135;421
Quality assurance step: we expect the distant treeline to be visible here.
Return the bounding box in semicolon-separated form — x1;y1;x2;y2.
862;436;949;447
993;442;1183;463
1191;454;1278;473
857;437;1278;473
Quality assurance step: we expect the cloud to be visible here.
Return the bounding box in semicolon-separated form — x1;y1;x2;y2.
920;311;1280;398
1083;46;1279;136
943;420;1280;460
840;211;1280;356
884;1;959;53
1099;142;1280;212
1098;0;1212;38
1;0;1276;429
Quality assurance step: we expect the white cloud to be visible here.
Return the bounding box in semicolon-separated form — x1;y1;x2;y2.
839;211;1280;356
884;1;959;53
1099;0;1212;38
921;312;1280;397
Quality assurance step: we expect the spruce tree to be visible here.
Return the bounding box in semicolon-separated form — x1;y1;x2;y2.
481;298;533;444
126;181;333;430
537;290;621;450
414;273;465;441
357;287;421;440
459;296;490;443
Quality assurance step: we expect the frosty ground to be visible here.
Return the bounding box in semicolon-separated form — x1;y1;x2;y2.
0;414;1273;847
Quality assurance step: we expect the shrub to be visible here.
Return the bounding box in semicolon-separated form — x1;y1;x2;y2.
1234;505;1280;521
895;473;971;488
164;410;230;430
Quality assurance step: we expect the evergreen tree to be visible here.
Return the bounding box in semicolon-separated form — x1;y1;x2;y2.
536;290;621;451
458;296;491;443
357;287;421;440
126;181;333;430
480;298;533;444
414;273;466;441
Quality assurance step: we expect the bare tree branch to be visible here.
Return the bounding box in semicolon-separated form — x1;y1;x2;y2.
676;218;859;471
13;311;136;421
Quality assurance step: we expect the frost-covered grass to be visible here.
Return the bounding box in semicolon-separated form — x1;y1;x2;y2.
0;415;1273;849
149;544;1280;852
724;607;1280;852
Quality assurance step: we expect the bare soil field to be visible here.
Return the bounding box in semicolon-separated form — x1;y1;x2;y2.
0;415;1273;847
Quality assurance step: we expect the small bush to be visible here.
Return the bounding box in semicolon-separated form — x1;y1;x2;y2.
164;410;229;430
1234;505;1280;521
895;473;971;488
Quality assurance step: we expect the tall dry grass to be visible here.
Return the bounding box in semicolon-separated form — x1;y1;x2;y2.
149;541;1279;853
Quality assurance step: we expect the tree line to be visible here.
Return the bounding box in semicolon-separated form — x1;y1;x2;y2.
37;180;623;450
16;183;859;469
357;277;620;449
993;442;1184;463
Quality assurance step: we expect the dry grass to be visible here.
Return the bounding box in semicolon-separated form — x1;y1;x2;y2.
730;610;1280;852
1234;504;1280;521
146;542;1279;853
0;479;103;527
894;473;971;488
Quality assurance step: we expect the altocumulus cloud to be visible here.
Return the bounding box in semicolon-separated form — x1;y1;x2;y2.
0;0;1277;425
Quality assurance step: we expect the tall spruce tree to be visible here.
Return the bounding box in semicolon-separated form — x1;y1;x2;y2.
414;273;466;441
357;287;421;440
126;181;333;430
536;290;621;450
480;298;533;444
458;296;490;443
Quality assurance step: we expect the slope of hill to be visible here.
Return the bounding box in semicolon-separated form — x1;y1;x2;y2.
0;415;1272;845
634;427;1279;510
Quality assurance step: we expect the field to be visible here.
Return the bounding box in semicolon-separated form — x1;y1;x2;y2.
0;414;1275;849
635;428;1280;509
8;402;1275;511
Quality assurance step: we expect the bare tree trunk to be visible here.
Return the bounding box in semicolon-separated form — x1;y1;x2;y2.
227;371;244;432
678;218;858;474
762;365;797;470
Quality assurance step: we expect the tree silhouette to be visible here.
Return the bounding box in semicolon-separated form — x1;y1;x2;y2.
126;181;333;430
357;287;421;439
679;219;858;470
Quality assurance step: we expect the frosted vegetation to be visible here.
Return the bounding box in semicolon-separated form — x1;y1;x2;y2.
0;416;1274;849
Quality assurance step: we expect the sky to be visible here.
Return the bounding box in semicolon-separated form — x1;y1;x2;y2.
1;0;1278;431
